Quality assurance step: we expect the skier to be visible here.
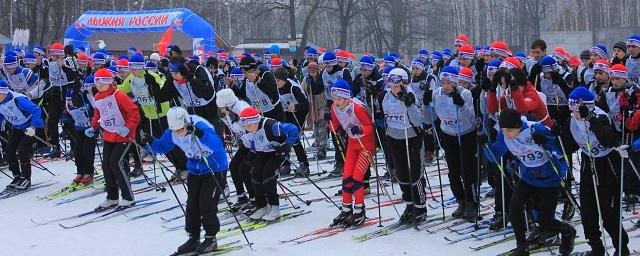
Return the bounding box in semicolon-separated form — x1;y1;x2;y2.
379;68;427;224
480;108;576;256
83;68;140;210
328;79;375;227
0;80;44;190
563;87;630;256
65;76;97;186
273;67;310;176
239;106;299;221
216;88;255;212
303;61;328;160
146;107;228;255
432;66;479;219
232;56;285;121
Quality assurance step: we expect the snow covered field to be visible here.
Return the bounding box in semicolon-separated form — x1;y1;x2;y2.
1;146;638;256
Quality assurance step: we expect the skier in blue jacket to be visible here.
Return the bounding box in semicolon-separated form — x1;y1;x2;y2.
145;107;228;256
0;80;44;190
479;108;576;256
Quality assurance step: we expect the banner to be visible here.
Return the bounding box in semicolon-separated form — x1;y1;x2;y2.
76;11;182;29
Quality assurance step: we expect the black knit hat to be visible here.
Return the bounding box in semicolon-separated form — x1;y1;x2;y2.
239;56;257;69
580;50;590;60
498;109;522;129
613;41;627;53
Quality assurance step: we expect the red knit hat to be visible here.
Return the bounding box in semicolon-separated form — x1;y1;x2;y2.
336;50;350;62
458;45;474;60
77;53;90;64
610;64;628;80
490;41;509;58
240;107;261;125
499;57;521;70
552;47;570;62
50;42;65;56
454;34;470;47
94;68;114;84
270;57;282;67
593;59;611;73
459;67;474;83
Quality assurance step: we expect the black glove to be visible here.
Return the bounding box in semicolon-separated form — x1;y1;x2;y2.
551;72;563;85
185;123;204;138
578;105;592;121
141;133;154;145
451;87;465;107
350;126;362;135
529;63;542;78
531;132;548;145
490;70;503;92
550;120;562;136
400;90;415;106
374;111;385;120
275;145;290;157
423;90;433;106
478;134;489;145
324;113;332;122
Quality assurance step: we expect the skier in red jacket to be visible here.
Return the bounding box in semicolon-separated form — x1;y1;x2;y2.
84;68;141;211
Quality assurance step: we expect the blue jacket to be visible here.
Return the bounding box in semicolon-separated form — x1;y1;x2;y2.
0;92;44;130
633;138;640;152
483;121;567;188
149;116;229;175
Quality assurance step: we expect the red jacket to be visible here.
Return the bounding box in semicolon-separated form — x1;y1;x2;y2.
329;100;375;152
621;90;640;132
90;85;141;143
487;82;553;127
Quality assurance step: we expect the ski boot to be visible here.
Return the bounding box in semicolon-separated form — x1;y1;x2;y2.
329;163;343;177
14;178;31;190
489;213;507;231
399;204;414;224
46;147;61;159
451;202;466;218
231;196;250;212
249;205;270;220
558;225;577;256
129;166;144;178
72;174;83;185
410;205;428;224
509;244;530;256
95;199;119;212
6;176;22;189
170;234;200;256
262;204;281;221
424;150;434;165
0;157;8;169
332;204;352;226
117;199;135;209
195;235;217;255
345;204;366;227
79;175;94;186
278;165;292;176
295;163;310;178
462;202;479;220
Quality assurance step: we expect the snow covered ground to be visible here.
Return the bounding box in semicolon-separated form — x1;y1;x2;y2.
1;141;639;256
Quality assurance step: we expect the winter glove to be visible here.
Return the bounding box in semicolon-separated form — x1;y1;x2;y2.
531;131;548;145
616;145;630;158
578;105;592;121
450;88;465;107
141;133;154;145
423;90;433;106
529;63;542;79
350;126;362;135
490;70;504;92
275;144;291;157
116;127;130;137
24;127;36;137
374;111;385;120
84;127;96;137
477;134;489;145
619;93;630;112
144;73;157;86
550;72;564;85
185;123;204;138
324;113;333;122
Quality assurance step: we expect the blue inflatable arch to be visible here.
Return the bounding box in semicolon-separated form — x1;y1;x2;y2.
64;8;215;55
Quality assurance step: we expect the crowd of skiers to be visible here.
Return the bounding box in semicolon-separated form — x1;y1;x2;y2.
2;33;640;255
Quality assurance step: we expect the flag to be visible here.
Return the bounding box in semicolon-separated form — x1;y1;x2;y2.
157;26;174;56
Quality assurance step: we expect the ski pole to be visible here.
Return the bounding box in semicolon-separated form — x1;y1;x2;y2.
287;158;341;211
428;105;446;220
369;95;384;227
277;182;299;209
0;169;12;179
129;139;186;215
581;118;608;251
400;99;419;226
277;181;311;207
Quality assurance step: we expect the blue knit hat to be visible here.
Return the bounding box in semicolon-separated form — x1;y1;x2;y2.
33;47;46;56
230;67;244;81
359;55;376;71
3;55;18;69
568;87;595;111
590;44;608;58
23;53;37;65
411;58;426;70
144;61;158;72
84;75;95;88
442;48;452;59
431;51;442;62
487;59;503;80
323;52;337;66
540;56;559;73
330;79;352;99
93;52;107;65
128;53;146;70
0;80;9;94
627;34;640;48
305;47;318;58
514;52;527;61
128;47;137;55
418;49;429;59
439;66;459;84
